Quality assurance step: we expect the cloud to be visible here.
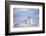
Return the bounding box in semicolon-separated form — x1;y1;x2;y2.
18;8;28;11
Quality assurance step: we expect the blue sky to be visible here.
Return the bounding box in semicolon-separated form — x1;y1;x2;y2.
13;8;39;24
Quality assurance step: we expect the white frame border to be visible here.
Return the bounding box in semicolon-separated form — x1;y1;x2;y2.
9;5;43;33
